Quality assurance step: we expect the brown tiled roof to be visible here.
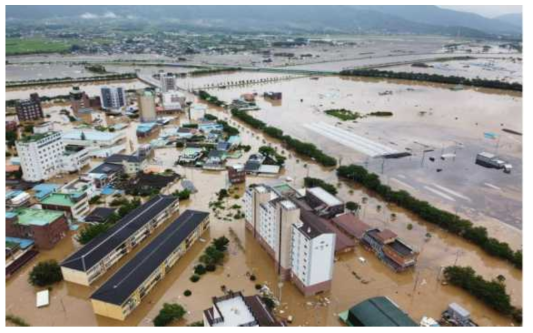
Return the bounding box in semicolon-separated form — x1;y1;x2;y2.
331;213;371;240
375;229;398;243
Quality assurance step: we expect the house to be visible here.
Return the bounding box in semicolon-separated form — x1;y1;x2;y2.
198;122;223;133
86;162;124;189
136;122;159;138
264;92;282;100
105;154;148;175
6;208;69;250
204;150;228;170
178;147;204;164
305;187;345;218
203;291;283;327
6;190;31;208
362;228;418;272
84;207;116;224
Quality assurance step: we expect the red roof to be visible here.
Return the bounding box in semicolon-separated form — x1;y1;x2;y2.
332;213;371;240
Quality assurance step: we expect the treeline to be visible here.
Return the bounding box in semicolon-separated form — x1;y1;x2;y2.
198;90;225;107
337;164;522;269
6;72;137;88
304;177;338;195
190;67;241;76
340;69;522;92
444;266;521;324
231;109;337;167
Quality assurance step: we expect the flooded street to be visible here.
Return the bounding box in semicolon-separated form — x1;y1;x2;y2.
5;51;522;327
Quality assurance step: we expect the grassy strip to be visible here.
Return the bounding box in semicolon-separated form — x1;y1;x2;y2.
325;109;361;121
6;314;30;326
340;69;522;92
231;109;337;167
444;266;521;324
337;164;522;269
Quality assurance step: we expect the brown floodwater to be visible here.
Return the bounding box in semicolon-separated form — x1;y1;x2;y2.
6;72;521;327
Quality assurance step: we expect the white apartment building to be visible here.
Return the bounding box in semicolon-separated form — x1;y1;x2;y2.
244;183;336;296
16;131;64;182
290;221;335;296
160;73;177;92
189;103;207;121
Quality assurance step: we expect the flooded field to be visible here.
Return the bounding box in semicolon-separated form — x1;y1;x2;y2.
387;57;523;84
191;73;522;230
5;57;522;327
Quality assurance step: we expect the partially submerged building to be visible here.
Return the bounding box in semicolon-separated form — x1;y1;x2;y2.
203;291;283;327
339;297;417;327
40;192;90;221
6;208;69;250
61;195;179;286
90;210;209;320
361;228;417;272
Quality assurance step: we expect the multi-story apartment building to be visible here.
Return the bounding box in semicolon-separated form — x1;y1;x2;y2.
70;86;91;114
100;86;126;110
61;195;179;286
16;131;64;182
244;183;336;296
90;210;209;320
16;93;43;122
159;73;177;92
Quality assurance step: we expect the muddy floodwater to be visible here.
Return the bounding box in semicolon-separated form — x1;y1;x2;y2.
5;65;521;327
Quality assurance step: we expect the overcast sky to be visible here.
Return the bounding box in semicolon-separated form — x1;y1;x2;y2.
439;5;522;18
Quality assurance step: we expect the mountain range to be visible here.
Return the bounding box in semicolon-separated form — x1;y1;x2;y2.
6;5;522;38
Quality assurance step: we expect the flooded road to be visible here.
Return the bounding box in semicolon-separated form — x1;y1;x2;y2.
5;65;521;327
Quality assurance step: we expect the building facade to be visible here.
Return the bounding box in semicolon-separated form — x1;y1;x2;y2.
159;73;177;92
60;145;91;173
6;208;69;249
138;89;157;123
16;131;64;182
61;195;179;286
244;183;336;295
16;93;43;122
40;192;90;221
90;210;209;320
100;86;126;110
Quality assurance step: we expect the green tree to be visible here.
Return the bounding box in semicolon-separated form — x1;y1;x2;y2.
76;223;111;245
28;260;63;287
153;303;187;326
212;236;230;252
346;201;360;212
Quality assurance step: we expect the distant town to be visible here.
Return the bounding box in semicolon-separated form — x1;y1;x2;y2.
5;4;523;328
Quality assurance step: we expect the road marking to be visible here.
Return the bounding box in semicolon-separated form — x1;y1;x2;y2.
390;178;417;192
423;186;456;202
431;184;472;202
484;183;502;191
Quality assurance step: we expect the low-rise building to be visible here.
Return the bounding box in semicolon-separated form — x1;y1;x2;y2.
361;228;418;272
86;162;124;189
6;208;69;249
40;192;90;221
90;210;209;320
305;187;345;218
203;291;283;327
60;145;91;173
177;147;204;164
339;297;417;327
189;104;207;121
6;190;31;208
104;154;148;175
62;130;126;149
227;164;246;184
161;91;185;112
61;195;179;286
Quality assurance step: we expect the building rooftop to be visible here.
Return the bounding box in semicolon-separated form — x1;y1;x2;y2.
104;154;145;165
32;184;60;200
40;192;83;207
17;131;59;144
63;130;122;142
307;187;343;207
89;162;124;175
91;210;209;305
8;208;64;227
61;195;178;272
346;297;417;327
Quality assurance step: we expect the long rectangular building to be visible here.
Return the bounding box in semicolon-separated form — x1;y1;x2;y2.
61;195;179;286
90;210;210;321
